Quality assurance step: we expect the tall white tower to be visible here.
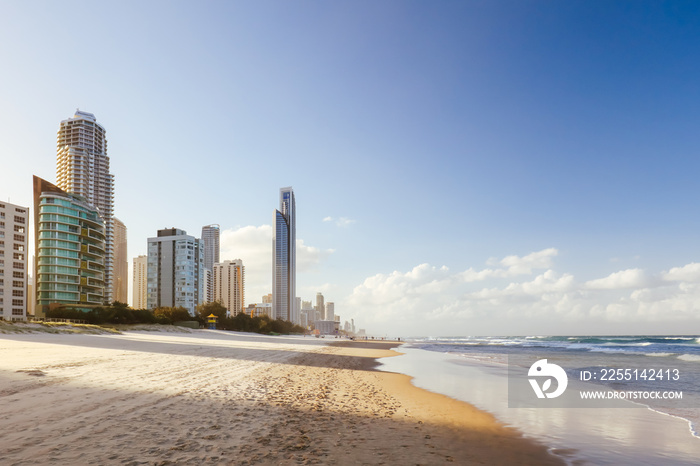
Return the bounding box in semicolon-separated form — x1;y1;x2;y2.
272;187;296;322
132;255;148;309
201;224;220;303
56;110;115;303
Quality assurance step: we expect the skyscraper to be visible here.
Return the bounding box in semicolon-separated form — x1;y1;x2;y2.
113;217;127;304
56;110;115;303
201;224;220;303
0;201;28;321
272;187;296;322
33;176;106;318
315;292;325;320
132;255;147;309
325;302;335;322
213;259;245;317
147;228;203;316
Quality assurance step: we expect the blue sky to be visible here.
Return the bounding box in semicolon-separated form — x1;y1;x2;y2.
2;1;700;336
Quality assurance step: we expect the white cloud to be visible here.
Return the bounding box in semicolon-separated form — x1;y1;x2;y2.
459;248;558;282
343;249;700;336
584;268;650;290
297;238;334;272
322;216;356;227
662;263;700;282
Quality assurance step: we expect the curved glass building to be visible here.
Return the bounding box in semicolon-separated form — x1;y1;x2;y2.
33;176;106;317
272;187;296;322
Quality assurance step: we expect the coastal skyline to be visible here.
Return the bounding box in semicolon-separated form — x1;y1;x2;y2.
3;2;700;335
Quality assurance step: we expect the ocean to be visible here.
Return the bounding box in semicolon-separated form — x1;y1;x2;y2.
378;336;700;465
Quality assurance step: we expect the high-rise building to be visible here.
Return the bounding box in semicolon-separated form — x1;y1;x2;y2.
325;302;335;322
0;201;29;321
33;176;106;318
147;228;203;316
56;110;115;303
315;292;325;319
113;217;127;304
132;255;147;309
201;224;220;303
272;187;296;322
213;259;245;317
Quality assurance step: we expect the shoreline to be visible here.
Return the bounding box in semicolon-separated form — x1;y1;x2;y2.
0;330;561;465
327;340;563;465
381;344;700;466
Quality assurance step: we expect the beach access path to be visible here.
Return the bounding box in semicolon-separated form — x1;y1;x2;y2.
0;329;561;465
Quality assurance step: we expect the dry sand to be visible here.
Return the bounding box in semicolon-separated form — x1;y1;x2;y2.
0;330;562;465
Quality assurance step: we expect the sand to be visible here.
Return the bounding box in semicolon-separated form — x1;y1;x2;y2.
0;330;562;465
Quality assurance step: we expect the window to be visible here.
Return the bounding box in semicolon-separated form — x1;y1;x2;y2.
14;234;24;242
12;281;22;288
12;299;23;306
12;290;23;297
14;216;25;224
13;262;22;269
13;244;24;251
12;271;23;279
13;253;24;261
12;309;23;316
14;226;24;233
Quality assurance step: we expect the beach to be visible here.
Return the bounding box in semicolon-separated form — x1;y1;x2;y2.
0;329;560;465
388;337;700;465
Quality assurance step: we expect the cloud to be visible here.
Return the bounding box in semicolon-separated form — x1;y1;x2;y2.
323;216;356;227
297;238;334;272
584;268;650;290
343;249;700;336
662;263;700;282
459;248;558;282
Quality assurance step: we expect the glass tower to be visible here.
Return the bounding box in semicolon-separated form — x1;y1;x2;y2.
33;176;106;318
272;187;296;322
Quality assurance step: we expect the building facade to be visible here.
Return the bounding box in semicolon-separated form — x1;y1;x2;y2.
245;302;273;318
0;201;29;321
315;292;325;320
147;228;203;316
132;255;147;309
33;176;106;318
56;110;115;303
213;259;245;317
272;187;296;322
113;217;127;304
325;302;334;322
201;224;220;303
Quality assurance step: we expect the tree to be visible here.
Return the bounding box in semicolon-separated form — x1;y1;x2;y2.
196;301;228;322
153;306;192;323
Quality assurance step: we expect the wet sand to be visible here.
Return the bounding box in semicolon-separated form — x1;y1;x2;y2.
0;330;561;465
